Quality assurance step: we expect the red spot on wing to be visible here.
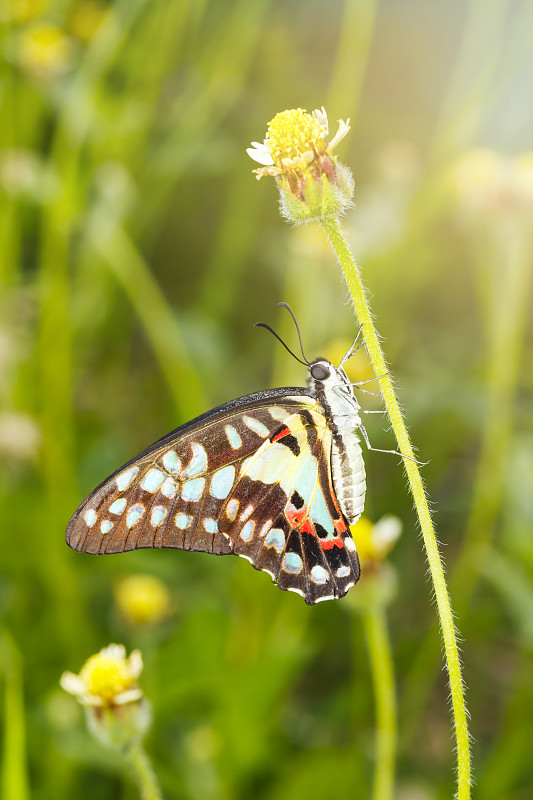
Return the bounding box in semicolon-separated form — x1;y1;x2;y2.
286;505;308;527
272;427;291;443
301;518;315;535
319;535;344;551
334;517;347;534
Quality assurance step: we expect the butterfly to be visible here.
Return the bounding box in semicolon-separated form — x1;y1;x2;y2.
66;306;369;605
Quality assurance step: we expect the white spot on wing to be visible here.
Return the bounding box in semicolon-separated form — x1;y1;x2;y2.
242;415;270;438
286;586;305;597
175;513;192;529
226;498;239;521
336;565;351;578
282;552;303;574
181;477;205;502
240;520;255;542
265;528;285;552
269;406;290;422
183;443;208;478
126;504;145;528
310;565;329;585
345;537;356;552
239;504;254;522
109;498;127;515
162;450;181;475
210;465;235;499
314;594;335;603
203;517;218;534
84;509;97;527
225;425;242;449
116;466;139;491
161;478;177;499
141;468;165;493
100;520;113;534
151;506;167;526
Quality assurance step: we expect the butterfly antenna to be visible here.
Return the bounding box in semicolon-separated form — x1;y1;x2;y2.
277;302;311;365
254;322;308;367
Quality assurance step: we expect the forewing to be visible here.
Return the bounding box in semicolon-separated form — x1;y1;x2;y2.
218;409;360;605
66;390;315;556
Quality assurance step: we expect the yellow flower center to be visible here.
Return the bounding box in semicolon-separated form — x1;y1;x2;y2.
79;653;136;702
265;109;326;164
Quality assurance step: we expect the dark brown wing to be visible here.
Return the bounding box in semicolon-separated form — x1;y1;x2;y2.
66;389;315;556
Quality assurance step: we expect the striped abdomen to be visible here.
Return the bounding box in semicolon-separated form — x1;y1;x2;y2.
331;431;366;525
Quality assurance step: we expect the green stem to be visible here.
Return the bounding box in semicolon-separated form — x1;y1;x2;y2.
361;606;396;800
0;631;30;800
320;215;471;799
125;740;163;800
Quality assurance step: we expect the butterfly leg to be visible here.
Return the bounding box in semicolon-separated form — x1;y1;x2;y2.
359;424;428;465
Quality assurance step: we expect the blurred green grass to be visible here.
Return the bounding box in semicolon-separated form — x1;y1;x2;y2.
1;0;533;798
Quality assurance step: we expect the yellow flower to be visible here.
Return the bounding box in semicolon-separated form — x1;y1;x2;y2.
60;644;143;707
247;107;353;222
18;22;73;80
351;515;402;569
114;574;172;626
345;516;402;611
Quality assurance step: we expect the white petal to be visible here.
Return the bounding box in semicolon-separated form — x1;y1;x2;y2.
313;106;329;134
328;118;351;151
100;643;126;660
114;688;143;705
246;144;274;166
128;649;143;679
82;694;104;707
60;672;86;697
373;515;402;548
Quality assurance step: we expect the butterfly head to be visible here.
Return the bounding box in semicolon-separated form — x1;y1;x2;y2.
308;358;362;430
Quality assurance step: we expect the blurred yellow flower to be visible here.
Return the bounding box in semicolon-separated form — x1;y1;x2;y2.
247;107;353;222
351;515;402;569
68;0;108;43
0;0;47;23
114;574;172;625
451;148;533;216
60;644;143;707
18;22;73;80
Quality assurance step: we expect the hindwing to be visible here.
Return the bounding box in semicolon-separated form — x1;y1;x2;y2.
221;409;360;603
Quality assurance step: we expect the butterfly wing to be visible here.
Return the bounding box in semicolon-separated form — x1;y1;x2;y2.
218;408;360;604
66;388;360;605
66;389;315;556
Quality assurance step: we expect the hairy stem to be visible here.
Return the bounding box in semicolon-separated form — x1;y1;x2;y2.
320;215;471;799
125;741;163;800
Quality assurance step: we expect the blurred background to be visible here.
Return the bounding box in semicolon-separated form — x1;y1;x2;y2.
1;0;533;798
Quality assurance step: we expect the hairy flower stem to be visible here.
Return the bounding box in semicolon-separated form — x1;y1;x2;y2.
361;606;396;800
320;215;471;799
124;741;163;800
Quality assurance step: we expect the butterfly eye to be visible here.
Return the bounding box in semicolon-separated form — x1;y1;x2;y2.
310;363;330;381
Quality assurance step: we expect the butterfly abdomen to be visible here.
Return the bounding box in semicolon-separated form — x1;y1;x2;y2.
331;432;366;525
